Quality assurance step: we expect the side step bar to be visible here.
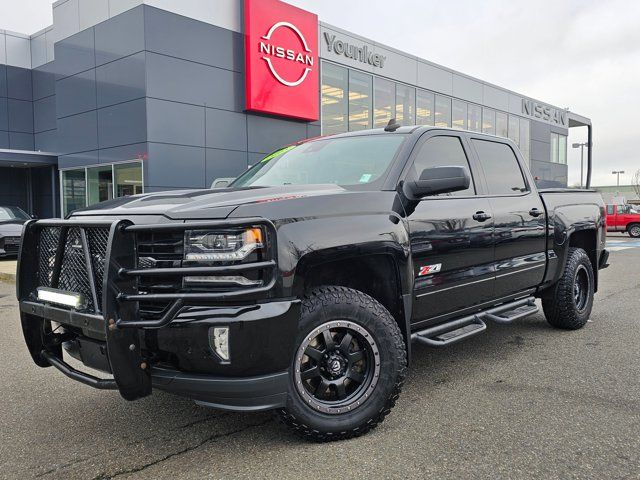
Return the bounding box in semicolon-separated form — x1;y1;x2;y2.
412;297;539;348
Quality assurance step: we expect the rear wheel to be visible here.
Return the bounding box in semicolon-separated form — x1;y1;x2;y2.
628;224;640;238
542;247;594;330
278;286;407;442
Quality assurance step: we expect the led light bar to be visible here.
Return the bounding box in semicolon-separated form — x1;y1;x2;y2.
37;287;86;309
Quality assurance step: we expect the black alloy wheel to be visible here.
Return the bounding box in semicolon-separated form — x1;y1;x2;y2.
279;286;407;442
542;247;594;330
294;320;380;415
573;264;591;313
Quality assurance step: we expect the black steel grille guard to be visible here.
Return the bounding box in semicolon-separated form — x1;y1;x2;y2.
17;217;278;401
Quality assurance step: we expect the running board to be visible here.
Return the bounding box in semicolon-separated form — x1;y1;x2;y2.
412;297;538;348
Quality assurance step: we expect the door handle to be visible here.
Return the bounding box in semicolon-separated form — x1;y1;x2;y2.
473;211;492;222
529;208;543;217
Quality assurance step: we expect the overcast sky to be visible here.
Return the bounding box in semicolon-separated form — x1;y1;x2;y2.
1;0;639;186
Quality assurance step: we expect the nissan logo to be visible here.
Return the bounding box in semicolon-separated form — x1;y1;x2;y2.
259;21;315;87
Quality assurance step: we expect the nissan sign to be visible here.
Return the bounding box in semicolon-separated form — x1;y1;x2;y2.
245;0;319;121
522;99;568;127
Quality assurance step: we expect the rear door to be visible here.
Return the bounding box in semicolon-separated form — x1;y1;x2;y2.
404;132;495;324
469;137;547;298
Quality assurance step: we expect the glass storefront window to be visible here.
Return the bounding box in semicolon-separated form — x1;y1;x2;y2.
496;111;508;138
452;99;467;130
550;133;559;163
87;166;113;206
321;63;348;135
559;134;567;165
62;169;86;217
115;163;143;197
519;119;531;166
374;77;395;128
416;90;434;126
508;115;520;145
482;108;496;135
396;84;415;126
348;70;373;131
468;104;481;132
435;95;451;127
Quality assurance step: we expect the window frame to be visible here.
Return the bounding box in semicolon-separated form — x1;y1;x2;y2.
399;130;481;199
59;160;145;218
466;134;533;198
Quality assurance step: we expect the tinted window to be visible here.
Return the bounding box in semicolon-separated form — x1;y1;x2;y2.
607;205;615;215
0;206;29;220
473;139;527;194
411;136;475;196
231;135;406;188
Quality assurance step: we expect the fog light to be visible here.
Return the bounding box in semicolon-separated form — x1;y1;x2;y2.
210;327;230;361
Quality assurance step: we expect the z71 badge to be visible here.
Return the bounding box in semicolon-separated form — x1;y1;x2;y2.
418;264;442;276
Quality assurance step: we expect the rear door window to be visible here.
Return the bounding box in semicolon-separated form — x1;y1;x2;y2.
472;139;527;195
606;205;615;215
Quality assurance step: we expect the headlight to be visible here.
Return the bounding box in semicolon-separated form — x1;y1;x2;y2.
184;228;263;262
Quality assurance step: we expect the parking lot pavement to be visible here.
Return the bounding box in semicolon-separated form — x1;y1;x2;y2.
0;259;17;281
1;244;639;480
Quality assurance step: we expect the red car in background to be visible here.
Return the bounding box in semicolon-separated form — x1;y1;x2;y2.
606;204;640;237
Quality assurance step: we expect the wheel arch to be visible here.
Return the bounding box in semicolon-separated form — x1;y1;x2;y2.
293;249;413;362
567;228;599;292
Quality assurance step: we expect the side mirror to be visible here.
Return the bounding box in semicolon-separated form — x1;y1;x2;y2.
404;166;470;199
30;214;38;219
210;177;235;189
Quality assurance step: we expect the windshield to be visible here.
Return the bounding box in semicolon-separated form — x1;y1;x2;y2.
231;135;406;188
0;206;29;221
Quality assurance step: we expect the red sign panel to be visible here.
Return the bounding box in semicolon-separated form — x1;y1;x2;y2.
244;0;319;121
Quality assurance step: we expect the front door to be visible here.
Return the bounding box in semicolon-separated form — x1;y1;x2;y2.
404;133;495;324
469;137;547;297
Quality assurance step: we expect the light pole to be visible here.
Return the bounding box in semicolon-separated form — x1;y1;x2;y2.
612;170;625;188
572;142;590;187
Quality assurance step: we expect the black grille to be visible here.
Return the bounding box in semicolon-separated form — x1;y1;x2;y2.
2;237;20;254
86;227;110;308
38;227;61;287
37;226;110;313
57;228;94;310
136;231;184;319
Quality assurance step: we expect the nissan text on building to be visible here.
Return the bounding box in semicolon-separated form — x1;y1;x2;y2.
0;0;593;218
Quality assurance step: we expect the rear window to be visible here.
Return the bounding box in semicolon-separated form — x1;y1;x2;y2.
472;139;527;195
607;205;615;215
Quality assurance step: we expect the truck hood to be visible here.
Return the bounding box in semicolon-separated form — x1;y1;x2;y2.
72;184;347;219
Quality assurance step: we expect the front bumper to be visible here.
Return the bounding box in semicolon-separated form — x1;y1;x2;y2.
17;218;296;410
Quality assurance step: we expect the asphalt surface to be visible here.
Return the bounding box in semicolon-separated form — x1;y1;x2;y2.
1;234;639;479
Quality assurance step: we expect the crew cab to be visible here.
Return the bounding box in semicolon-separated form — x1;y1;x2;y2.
606;204;640;237
16;124;608;441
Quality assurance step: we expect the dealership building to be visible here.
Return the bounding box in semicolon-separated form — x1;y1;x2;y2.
0;0;593;218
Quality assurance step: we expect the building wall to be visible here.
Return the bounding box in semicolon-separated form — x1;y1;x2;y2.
0;64;35;150
52;5;319;192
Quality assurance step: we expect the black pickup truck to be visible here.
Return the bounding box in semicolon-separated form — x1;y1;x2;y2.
16;124;608;441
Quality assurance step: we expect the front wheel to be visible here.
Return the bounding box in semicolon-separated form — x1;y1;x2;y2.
278;286;407;442
542;247;594;330
628;224;640;238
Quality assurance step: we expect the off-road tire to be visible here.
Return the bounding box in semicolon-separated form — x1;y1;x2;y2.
542;247;594;330
278;286;407;442
628;224;640;238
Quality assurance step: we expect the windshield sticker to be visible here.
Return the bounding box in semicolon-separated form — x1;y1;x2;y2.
261;145;296;163
359;174;373;183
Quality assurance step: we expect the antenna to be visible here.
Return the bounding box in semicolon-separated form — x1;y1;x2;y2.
384;118;401;132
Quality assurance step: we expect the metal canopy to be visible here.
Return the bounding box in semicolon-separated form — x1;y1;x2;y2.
0;149;58;168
